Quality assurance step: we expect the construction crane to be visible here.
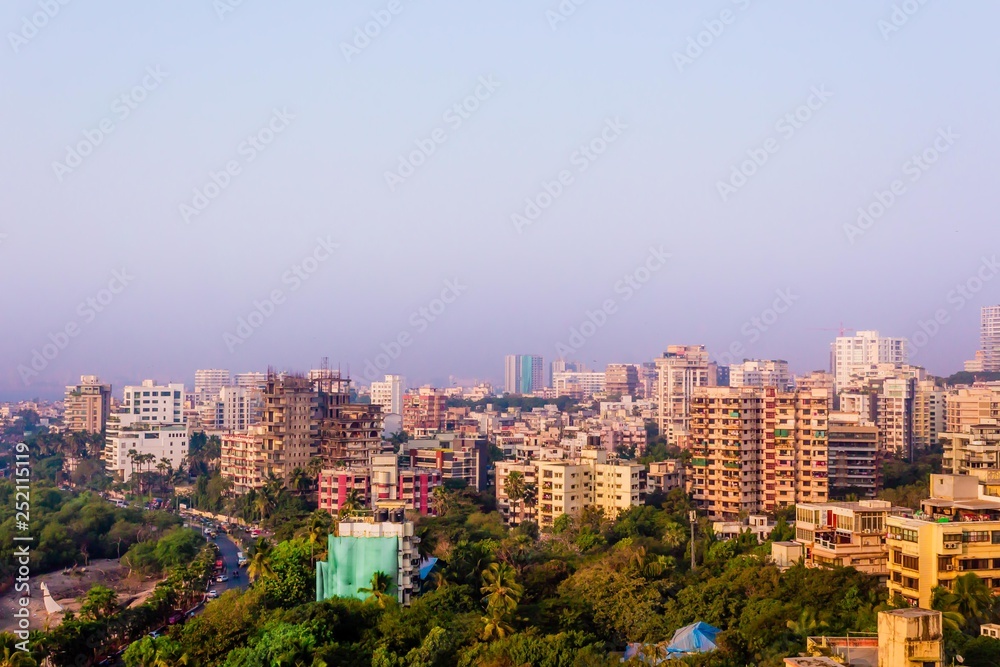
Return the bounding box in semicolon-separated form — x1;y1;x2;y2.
807;323;856;337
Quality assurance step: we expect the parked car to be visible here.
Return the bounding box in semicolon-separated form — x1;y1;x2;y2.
216;574;229;583
207;589;219;599
168;612;183;625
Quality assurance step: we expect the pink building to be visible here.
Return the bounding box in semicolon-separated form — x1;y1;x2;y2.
319;456;442;516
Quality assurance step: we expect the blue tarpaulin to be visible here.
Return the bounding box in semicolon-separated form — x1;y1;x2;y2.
622;621;720;663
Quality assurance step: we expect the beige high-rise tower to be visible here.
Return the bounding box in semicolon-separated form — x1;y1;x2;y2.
654;345;717;443
64;375;112;434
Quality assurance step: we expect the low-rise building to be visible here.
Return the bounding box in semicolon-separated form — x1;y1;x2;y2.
647;460;685;495
794;500;903;578
712;515;774;542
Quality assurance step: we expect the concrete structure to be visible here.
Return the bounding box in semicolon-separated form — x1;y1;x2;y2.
261;374;317;482
877;609;943;667
234;371;267;390
771;541;804;569
407;434;489;490
495;460;538;525
402;386;447;435
688;387;829;520
320;514;421;605
887;474;1000;607
982;305;1000;372
712;515;774;542
198;385;257;433
647;460;685;495
942;423;1000;493
194;369;231;404
831;330;907;389
318;458;441;515
946;386;1000;433
729;359;791;390
535;449;645;529
119;380;185;423
794;500;900;578
784;657;841;667
965;350;988;373
604;363;639;397
103;380;188;482
63;375;112;434
981;623;1000;639
552;371;606;398
827;412;880;498
504;354;544;395
370;375;404;417
655;345;717;441
913;379;946;451
220;429;265;495
795;371;836;410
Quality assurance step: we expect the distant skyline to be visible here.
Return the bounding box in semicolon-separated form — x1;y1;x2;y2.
4;2;999;400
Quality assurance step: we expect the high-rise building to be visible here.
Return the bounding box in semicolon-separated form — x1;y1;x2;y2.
370;375;404;416
103;379;188;482
942;423;1000;493
728;359;791;390
198;385;257;433
504;354;544;394
982;305;1000;372
194;369;231;404
831;330;907;389
827;412;880;498
687;386;829;520
402;386;448;435
654;345;717;441
795;371;836;410
532;448;645;529
551;359;586;379
234;371;267;390
604;364;639;396
552;371;606;398
63;375;112;434
221;428;265;495
261;373;317;482
913;379;946;451
945;386;1000;433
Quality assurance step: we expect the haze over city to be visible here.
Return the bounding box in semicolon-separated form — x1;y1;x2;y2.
3;1;999;399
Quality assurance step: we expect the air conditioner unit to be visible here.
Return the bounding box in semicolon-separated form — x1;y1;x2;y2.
945;564;954;571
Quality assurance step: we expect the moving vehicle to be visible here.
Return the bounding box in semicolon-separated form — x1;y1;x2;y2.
207;590;219;599
216;574;229;582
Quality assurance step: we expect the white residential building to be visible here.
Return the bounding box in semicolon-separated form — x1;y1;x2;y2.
194;369;230;404
729;359;791;390
198;385;257;432
983;306;1000;372
103;380;188;481
831;331;907;389
552;371;606;398
371;375;405;416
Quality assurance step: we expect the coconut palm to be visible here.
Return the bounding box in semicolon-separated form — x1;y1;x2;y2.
480;562;523;617
0;645;35;667
247;537;275;582
505;471;525;524
289;467;312;496
307;510;333;564
358;571;393;607
79;584;119;620
480;608;515;642
338;489;364;518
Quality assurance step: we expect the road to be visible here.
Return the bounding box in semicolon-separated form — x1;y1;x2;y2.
209;533;248;596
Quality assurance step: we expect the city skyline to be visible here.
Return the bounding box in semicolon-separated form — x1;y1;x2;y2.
4;2;999;399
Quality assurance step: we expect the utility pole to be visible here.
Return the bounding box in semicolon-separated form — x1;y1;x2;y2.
689;510;697;570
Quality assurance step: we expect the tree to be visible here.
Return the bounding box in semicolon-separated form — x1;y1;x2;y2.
247;537;275;582
505;471;525;525
932;574;993;632
358;570;393;608
79;584;119;620
480;562;522;618
338;489;364;518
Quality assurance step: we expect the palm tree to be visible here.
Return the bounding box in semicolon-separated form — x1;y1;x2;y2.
79;584;119;620
480;607;514;642
0;646;35;667
254;492;274;522
307;511;333;564
247;537;275;582
480;562;523;617
431;486;453;517
127;448;139;495
786;608;828;641
289;467;311;496
505;471;525;525
358;571;393;607
338;489;364;518
931;575;990;632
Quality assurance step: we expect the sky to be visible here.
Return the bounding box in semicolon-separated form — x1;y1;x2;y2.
2;0;999;400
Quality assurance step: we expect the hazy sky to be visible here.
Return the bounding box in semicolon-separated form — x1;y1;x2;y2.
3;1;999;400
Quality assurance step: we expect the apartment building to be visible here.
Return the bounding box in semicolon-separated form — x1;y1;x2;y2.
827;412;880;498
234;371;267;390
982;305;1000;372
605;364;639;396
194;369;231;404
103;380;188;481
535;449;645;529
407;434;489;490
370;375;404;416
655;345;717;441
504;354;545;395
946;386;1000;433
198;385;258;433
402;386;448;435
495;460;538;525
729;360;791;390
794;500;901;578
687;386;829;520
942;424;1000;493
552;371;606;398
261;374;317;482
220;428;265;495
913;379;946;451
795;371;836;410
887;474;1000;608
831;330;907;389
318;456;442;515
63;375;112;434
966;350;988;373
647;460;685;495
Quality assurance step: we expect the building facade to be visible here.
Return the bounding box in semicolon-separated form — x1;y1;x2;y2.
194;369;231;404
827;412;880;498
983;305;1000;372
655;345;717;441
370;375;404;416
794;500;899;577
63;375;112;434
831;331;907;389
605;364;639;396
729;360;791;390
504;354;545;395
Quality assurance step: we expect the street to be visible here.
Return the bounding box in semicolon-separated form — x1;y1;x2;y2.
209;533;249;597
